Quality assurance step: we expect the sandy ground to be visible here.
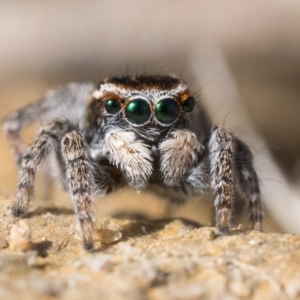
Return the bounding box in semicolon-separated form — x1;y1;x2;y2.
0;192;300;300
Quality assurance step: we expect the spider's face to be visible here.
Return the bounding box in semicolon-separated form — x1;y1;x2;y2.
92;75;196;141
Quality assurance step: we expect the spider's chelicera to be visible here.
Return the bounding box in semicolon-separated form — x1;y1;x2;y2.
2;75;263;251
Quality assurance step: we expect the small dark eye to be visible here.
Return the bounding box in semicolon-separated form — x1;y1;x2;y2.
125;99;151;124
155;98;179;124
182;97;195;113
105;99;121;114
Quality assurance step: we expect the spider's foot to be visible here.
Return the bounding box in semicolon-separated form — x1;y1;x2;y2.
12;204;27;218
83;241;94;252
81;224;95;252
218;226;230;235
252;221;263;232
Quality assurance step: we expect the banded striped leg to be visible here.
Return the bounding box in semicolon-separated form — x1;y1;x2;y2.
2;83;94;166
61;131;94;251
12;119;69;217
209;127;235;234
2;100;47;166
235;140;263;231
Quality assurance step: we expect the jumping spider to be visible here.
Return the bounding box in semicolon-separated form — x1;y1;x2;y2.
2;75;263;251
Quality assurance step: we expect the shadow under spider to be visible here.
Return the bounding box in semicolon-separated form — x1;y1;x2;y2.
112;212;202;242
92;214;202;252
33;240;53;257
26;208;202;253
26;206;74;218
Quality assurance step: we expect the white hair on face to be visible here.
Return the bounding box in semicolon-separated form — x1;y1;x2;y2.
93;83;188;104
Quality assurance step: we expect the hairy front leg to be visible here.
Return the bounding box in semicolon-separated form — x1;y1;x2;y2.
159;129;203;186
61;131;95;251
235;139;263;231
209;127;235;234
13;119;69;217
2;100;48;166
104;130;153;190
2;82;94;166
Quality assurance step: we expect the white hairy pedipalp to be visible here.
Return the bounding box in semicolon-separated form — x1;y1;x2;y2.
159;129;204;186
104;130;153;189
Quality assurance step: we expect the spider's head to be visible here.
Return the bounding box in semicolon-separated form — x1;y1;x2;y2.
92;75;196;142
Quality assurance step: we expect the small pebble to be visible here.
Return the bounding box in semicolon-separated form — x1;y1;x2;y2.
96;228;122;244
9;220;33;252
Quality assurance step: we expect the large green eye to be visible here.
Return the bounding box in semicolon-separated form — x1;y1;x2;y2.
125;99;151;124
155;98;179;124
105;99;121;114
182;96;195;113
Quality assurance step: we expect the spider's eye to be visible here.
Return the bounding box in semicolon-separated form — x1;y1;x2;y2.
104;99;121;114
125;99;151;124
155;98;179;124
182;96;195;113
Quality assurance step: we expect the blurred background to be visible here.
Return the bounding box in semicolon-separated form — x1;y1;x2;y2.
1;0;300;233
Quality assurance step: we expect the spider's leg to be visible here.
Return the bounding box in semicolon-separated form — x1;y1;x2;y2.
2;83;94;165
235;139;263;231
209;126;235;234
61;131;94;251
13;118;69;217
2;102;41;166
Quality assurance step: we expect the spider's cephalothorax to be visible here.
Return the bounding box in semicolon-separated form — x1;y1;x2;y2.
2;75;263;251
